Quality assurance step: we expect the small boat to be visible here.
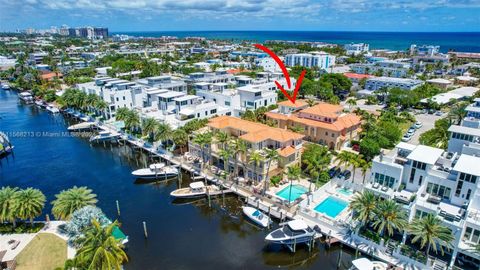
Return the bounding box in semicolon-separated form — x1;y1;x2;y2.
68;122;95;131
349;258;388;270
35;100;45;107
132;163;178;179
265;220;319;246
1;84;10;90
170;181;225;199
89;131;120;142
242;206;271;228
18;92;34;104
46;105;60;114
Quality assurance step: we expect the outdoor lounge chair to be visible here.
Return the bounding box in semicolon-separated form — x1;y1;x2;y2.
10;240;20;250
372;182;380;189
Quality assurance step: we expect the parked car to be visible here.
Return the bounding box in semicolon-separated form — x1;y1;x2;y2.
407;127;415;135
435;111;443;116
339;170;352;180
328;166;341;178
414;121;423;129
402;133;413;142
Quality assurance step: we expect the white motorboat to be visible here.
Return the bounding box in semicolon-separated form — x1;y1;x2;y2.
132;163;178;179
46;105;60;114
1;84;10;90
67;122;95;131
89;131;120;142
35;100;45;107
18;92;34;104
265;220;320;246
242;206;271;228
170;181;225;199
349;258;388;270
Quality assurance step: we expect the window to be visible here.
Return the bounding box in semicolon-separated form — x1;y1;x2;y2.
254;92;261;97
466;189;472;200
123;96;126;101
426;182;451;199
374;173;395;188
465;227;480;244
409;168;416;183
455;180;463;197
210;109;217;114
412;160;426;170
459;172;477;184
116;97;119;102
418;175;423;186
225;101;230;106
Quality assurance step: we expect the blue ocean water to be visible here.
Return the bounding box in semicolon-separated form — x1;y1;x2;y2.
111;31;480;53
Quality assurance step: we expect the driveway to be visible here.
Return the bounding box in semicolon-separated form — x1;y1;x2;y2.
408;112;446;145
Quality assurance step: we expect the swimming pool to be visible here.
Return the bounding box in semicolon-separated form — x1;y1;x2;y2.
314;196;349;218
276;184;308;202
337;188;353;196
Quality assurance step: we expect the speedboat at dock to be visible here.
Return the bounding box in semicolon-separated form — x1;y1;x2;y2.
132;163;178;179
265;220;320;247
242;206;272;228
18;92;34;104
46;105;60;114
349;258;388;270
89;131;120;143
68;122;95;131
170;181;227;199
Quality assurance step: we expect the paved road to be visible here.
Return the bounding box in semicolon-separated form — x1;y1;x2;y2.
409;112;446;144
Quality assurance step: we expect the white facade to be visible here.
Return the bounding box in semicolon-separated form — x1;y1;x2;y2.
364;77;423;91
350;60;411;78
284;52;335;70
344;43;369;56
256;57;282;72
136;76;187;93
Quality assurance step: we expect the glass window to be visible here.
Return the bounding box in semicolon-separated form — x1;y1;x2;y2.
464;227;473;240
473;230;480;244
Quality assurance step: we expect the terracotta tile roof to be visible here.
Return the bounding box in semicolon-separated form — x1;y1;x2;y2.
299;102;343;118
277;99;308;108
277;146;296;157
266;111;361;132
208;116;304;143
343;73;374;79
40;72;63;80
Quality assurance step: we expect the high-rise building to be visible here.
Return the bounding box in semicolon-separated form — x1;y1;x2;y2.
94;27;109;39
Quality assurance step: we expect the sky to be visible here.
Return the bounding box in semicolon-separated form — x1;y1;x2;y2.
0;0;480;32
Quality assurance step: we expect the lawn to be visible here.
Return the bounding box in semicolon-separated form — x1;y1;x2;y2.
15;233;67;270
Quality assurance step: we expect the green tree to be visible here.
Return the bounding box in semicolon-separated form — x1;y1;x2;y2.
409;214;454;256
373;199;407;237
334;151;352;170
215;131;229;150
73;220;128;270
248;150;264;184
263;148;280;194
141;117;159;139
286;165;302;203
0;187;19;227
13;188;46;226
51;186;98;220
349;191;377;230
230;138;247;181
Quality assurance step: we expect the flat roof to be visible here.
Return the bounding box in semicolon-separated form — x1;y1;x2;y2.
396;142;416;151
450;86;479;97
427;78;452;84
448;125;480;137
146;89;169;95
453;155;480;176
407;145;443;164
173;95;198;102
157;91;185;98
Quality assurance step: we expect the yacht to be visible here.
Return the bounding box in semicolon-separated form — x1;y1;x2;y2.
265;220;320;245
132;163;178;179
89;131;120;143
170;181;224;199
46;105;60;114
349;258;388;270
67;122;95;131
242;206;272;228
18;92;34;104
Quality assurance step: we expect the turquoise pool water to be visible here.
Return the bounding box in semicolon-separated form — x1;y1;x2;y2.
314;196;349;218
276;184;308;202
337;188;353;196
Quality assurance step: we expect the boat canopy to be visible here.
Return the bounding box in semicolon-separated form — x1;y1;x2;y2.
351;258;374;270
287;220;309;231
149;163;165;170
190;182;205;189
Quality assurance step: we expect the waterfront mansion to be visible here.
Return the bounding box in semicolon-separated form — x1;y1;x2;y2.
265;101;361;150
188;116;304;182
366;97;480;268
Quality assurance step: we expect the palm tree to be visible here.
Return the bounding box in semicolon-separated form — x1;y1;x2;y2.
215;131;229;150
359;159;372;184
302;144;332;193
334;151;352;171
0;187;19;227
230;139;247;181
219;148;233;178
74;219;128;270
115;107;130;122
51;186;97;220
248;150;264;184
124;110;140;133
141;117;158;139
263;148;279;194
13;188;46;226
373;199;407;237
346;98;357;110
172;129;188;153
306;99;317;107
349;154;362;182
349;191;377;230
409;214;454;256
155;123;172;145
192;132;213;168
286;165;301;204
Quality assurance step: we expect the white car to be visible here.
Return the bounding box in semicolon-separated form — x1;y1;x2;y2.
414;121;423;129
402;133;412;142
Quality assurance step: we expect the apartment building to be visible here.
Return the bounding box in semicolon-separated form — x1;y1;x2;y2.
266;101;361;150
344;43;369;56
350;60;411;78
364;77;423;91
410;44;440;56
186;71;234;84
136;75;187;93
284;52;336;70
188;116;304;182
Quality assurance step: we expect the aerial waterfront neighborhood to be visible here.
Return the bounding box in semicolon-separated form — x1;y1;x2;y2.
1;16;480;270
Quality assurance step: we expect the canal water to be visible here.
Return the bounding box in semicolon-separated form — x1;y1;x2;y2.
0;90;355;269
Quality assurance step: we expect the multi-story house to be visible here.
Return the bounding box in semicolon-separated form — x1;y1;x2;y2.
188;116;304;182
265;101;361;150
285;52;336;70
186;71;234;84
410;44;440;56
136;75;187;93
344;43;369;56
364;77;424;91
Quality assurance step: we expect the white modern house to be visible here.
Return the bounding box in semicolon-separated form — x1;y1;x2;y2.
284;52;335;70
136;75;187;93
187;71;234;84
256;57;282;72
344;43;369;56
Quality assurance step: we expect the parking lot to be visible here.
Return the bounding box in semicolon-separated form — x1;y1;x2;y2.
408;112;446;144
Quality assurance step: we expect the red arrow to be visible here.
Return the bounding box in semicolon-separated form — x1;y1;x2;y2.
253;44;306;104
